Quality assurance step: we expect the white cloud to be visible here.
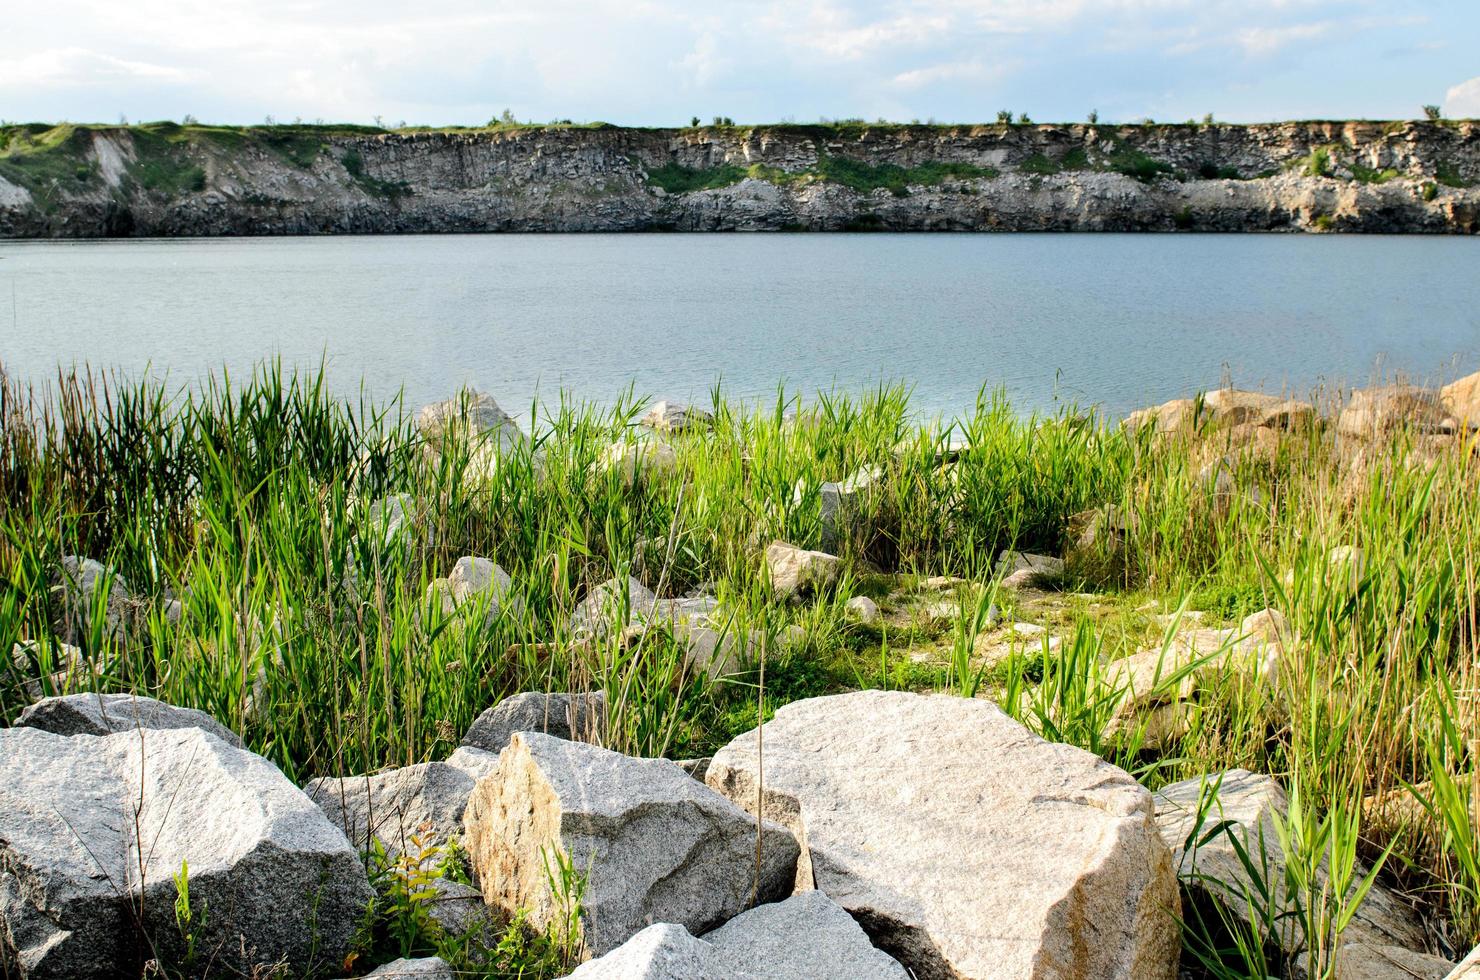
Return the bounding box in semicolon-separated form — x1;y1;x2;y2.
676;32;733;87
1445;76;1480;118
1235;21;1335;56
892;60;1010;90
0;47;189;88
766;5;952;61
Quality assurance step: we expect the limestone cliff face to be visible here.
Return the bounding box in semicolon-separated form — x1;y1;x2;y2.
1;120;1476;236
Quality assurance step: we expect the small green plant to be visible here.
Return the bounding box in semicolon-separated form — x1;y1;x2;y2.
1301;147;1334;178
1274;777;1394;979
1423;104;1442;121
371;833;446;960
173;858;207;969
943;584;999;698
542;846;590;969
1349;163;1399;184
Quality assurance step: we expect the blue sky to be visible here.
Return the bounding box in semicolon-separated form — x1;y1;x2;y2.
4;0;1478;126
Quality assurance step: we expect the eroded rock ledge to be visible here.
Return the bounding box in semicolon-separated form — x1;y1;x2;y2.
1;119;1476;236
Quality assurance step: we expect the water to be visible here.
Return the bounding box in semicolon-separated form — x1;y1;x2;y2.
2;234;1478;421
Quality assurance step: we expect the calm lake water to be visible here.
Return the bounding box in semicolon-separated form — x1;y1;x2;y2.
2;234;1478;421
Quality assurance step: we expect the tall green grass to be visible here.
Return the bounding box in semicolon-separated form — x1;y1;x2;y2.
2;361;1478;972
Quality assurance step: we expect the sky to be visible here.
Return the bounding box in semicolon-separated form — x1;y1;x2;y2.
3;0;1478;128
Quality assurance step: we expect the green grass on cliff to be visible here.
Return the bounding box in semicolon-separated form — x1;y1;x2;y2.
0;124;97;196
643;161;749;193
4;361;1480;975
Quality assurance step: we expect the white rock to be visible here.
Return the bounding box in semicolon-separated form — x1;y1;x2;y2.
765;541;842;598
305;761;475;859
845;595;882;625
640;400;712;433
570;576;658;637
995;550;1065;589
417;389;524;454
0;726;372;977
1154;769;1427;957
462;732;798;957
425;877;495;938
1448;944;1480;978
1102;621;1285;748
568;891;909;979
706;691;1181;980
460;691;608;754
701;890;910;978
599;440;679;486
564;924;724;980
445;745;501;781
359;493;418;554
437;555;520;622
364;956;455;978
17;692;241;747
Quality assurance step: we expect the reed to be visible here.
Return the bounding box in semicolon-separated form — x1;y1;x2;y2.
2;359;1476;974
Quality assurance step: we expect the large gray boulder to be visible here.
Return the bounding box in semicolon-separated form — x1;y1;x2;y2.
567;891;909;979
1154;770;1428;957
305;761;475;859
58;556;133;637
0;726;372;978
16;692;241;747
462;732;798;957
460;691;608;755
706;690;1181;980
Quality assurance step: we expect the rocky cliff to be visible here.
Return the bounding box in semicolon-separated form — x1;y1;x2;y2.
2;119;1477;236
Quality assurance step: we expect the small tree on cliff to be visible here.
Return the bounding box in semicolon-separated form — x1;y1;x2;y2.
1423;104;1442;121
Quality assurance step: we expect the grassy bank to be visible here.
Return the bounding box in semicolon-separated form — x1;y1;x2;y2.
2;363;1477;976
